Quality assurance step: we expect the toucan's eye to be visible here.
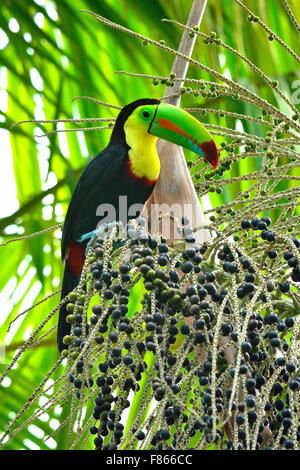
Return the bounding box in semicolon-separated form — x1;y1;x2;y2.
142;110;150;118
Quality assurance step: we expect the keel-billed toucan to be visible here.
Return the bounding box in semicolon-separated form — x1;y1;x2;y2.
58;98;218;351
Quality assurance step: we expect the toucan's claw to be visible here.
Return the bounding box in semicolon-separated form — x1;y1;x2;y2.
78;222;120;255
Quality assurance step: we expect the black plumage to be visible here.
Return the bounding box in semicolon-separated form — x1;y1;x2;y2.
58;98;160;351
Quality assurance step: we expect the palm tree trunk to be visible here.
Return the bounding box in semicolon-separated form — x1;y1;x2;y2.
142;0;211;244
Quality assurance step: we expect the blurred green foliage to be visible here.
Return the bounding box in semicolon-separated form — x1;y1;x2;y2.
0;0;299;449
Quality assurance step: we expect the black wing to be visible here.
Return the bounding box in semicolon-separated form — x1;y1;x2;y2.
61;144;127;260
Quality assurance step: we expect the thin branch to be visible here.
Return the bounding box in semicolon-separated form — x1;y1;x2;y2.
0;224;62;247
7;289;61;332
36;125;113;138
11;117;116;128
234;0;300;63
71;96;122;109
282;0;300;32
162;17;299;115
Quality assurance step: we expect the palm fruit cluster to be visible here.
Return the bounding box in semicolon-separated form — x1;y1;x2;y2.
62;216;299;450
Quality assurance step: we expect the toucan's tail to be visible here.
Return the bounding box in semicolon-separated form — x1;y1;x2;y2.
57;264;80;352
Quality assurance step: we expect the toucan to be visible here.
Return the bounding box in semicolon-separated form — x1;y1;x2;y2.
58;98;218;352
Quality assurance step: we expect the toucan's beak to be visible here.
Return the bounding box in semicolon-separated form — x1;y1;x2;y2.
149;103;218;169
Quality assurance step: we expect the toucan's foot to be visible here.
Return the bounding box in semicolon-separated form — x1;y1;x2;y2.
77;222;120;256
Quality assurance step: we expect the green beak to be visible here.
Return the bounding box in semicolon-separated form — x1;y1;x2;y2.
149;103;218;169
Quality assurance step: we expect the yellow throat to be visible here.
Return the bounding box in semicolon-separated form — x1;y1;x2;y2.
123;111;160;182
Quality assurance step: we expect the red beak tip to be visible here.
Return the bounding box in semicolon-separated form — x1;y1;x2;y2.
202;140;219;169
212;157;219;169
